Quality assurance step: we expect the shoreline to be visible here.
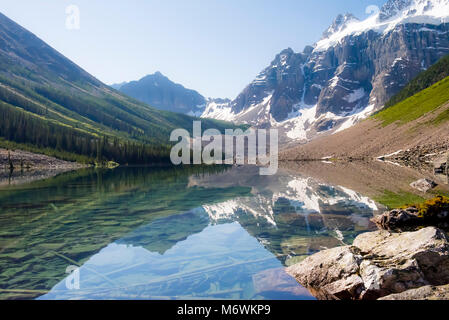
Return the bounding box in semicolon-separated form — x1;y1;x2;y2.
0;148;88;171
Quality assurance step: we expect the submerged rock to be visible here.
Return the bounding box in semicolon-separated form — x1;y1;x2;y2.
410;179;437;193
286;227;449;300
380;284;449;300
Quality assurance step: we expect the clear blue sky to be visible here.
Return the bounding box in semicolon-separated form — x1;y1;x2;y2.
1;0;385;99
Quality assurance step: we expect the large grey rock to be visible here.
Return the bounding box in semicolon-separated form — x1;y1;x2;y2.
380;284;449;300
410;179;437;193
286;227;449;300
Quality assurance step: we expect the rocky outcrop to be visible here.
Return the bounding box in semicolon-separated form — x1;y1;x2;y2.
435;162;448;175
410;179;437;193
434;151;448;176
372;207;423;230
380;284;449;300
383;143;449;170
372;196;449;230
286;227;449;300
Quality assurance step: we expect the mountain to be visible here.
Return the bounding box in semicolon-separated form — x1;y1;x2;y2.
202;0;449;143
114;72;208;116
384;53;449;107
110;82;127;90
0;12;232;164
280;56;449;161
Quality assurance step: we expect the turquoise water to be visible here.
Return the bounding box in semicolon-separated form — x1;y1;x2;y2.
0;166;378;300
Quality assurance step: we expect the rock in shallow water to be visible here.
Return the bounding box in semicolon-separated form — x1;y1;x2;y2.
286;227;449;300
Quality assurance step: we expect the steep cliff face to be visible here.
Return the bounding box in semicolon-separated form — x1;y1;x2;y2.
202;0;449;143
230;48;309;123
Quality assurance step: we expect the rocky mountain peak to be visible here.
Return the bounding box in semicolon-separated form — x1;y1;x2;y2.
201;0;449;144
380;0;449;21
141;71;169;83
322;13;359;39
208;97;231;104
117;72;208;116
267;48;297;70
380;0;413;20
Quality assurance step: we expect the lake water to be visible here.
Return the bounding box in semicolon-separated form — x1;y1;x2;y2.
0;165;381;300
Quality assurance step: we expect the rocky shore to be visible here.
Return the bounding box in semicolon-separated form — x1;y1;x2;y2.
0;148;89;186
287;196;449;300
371;196;449;231
287;227;449;300
380;143;448;174
0;148;87;171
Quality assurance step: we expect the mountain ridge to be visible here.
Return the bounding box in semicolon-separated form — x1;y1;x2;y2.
280;62;449;161
200;0;449;144
0;11;234;164
113;72;234;117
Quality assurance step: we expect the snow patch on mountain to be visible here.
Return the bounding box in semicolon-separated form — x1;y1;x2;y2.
334;104;377;133
344;88;366;103
201;99;234;121
202;92;275;125
315;0;449;51
284;106;317;140
203;198;277;226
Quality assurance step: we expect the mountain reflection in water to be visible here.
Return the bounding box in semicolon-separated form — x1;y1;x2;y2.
0;165;381;300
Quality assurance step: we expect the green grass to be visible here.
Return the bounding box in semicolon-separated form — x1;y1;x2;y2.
373;76;449;126
374;190;425;209
433;107;449;125
384;54;449;108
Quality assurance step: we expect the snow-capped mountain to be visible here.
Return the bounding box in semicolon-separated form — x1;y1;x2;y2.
198;168;379;262
189;166;378;229
202;176;378;228
201;0;449;142
187;165;381;260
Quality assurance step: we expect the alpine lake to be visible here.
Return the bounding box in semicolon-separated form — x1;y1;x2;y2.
2;161;442;300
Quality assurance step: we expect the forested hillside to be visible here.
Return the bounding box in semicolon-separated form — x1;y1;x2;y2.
0;12;232;164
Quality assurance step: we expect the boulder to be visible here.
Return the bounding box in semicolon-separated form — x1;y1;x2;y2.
410;179;437;193
434;163;447;175
380;284;449;300
371;207;421;230
371;196;449;230
286;227;449;300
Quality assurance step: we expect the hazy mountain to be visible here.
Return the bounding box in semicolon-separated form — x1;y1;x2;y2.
114;72;208;116
110;82;127;90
